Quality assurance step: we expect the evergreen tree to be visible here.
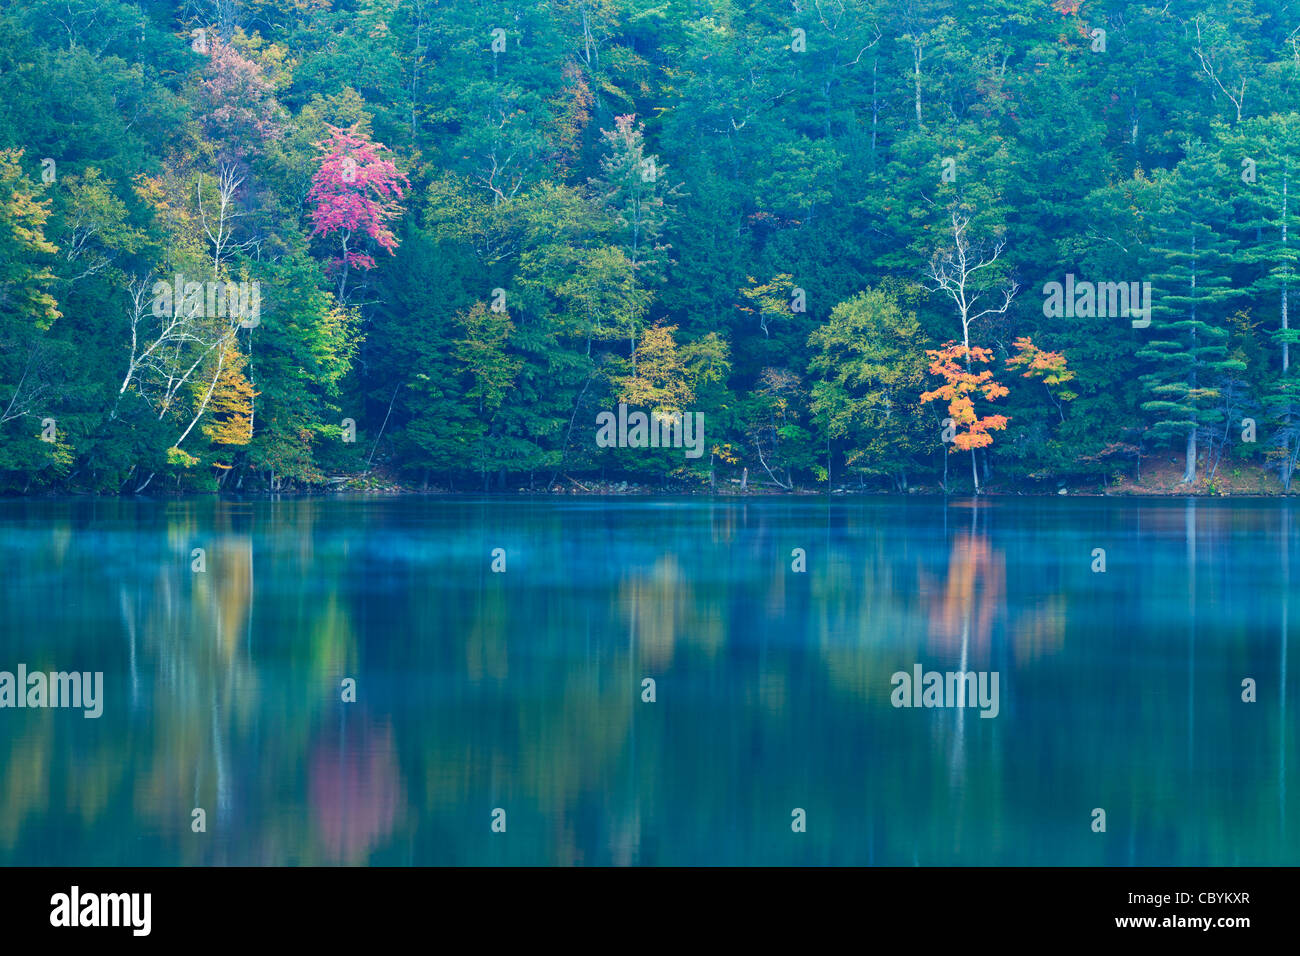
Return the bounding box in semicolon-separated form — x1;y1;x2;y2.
1139;140;1245;484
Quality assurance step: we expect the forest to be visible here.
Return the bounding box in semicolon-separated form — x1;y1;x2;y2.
1;0;1299;495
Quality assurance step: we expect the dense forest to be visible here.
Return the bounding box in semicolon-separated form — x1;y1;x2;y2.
1;0;1299;495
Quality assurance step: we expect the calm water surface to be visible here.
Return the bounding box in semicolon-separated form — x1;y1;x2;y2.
0;496;1295;865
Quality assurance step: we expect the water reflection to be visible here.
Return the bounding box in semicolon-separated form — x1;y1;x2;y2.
310;715;404;864
0;496;1296;865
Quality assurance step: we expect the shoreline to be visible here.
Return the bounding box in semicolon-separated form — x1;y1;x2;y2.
4;485;1297;501
5;456;1296;500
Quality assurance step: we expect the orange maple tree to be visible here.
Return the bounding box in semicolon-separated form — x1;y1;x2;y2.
919;342;1010;451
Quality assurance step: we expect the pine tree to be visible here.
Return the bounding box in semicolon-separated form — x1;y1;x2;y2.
1232;116;1300;488
1139;140;1245;483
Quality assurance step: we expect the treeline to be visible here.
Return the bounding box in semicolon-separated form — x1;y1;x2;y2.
1;0;1299;495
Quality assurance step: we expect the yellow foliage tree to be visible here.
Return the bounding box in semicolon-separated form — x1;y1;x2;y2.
201;342;258;464
618;323;694;416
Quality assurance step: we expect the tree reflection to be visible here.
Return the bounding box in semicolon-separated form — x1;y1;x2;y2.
309;716;404;863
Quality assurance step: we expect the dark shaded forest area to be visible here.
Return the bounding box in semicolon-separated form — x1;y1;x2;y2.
1;0;1298;495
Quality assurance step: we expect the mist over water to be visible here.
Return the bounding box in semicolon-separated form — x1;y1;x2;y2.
0;496;1294;865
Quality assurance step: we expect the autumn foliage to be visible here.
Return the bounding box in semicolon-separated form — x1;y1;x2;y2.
920;343;1010;451
201;342;258;459
1006;336;1075;389
307;125;410;275
200;37;281;161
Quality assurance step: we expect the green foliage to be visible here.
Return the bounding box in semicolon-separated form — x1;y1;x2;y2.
809;286;931;488
1;1;1299;493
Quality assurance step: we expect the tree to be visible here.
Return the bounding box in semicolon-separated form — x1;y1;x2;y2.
739;273;801;339
1233;115;1300;488
808;287;929;489
1006;336;1077;423
0;149;59;331
307;125;410;301
920;343;1010;492
618;323;694;414
200;340;257;470
199;34;283;165
925;209;1018;492
1139;140;1245;484
452;301;523;488
0;149;60;437
593;114;679;285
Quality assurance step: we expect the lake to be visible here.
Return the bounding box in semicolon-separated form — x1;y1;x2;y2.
0;495;1295;865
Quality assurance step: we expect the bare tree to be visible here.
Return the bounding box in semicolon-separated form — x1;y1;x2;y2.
0;343;53;426
198;166;256;275
116;273;243;490
1193;15;1248;125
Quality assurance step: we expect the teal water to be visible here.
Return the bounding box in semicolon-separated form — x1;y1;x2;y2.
0;496;1295;866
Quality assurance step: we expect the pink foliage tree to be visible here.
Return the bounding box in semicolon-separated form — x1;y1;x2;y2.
306;125;410;300
201;37;281;163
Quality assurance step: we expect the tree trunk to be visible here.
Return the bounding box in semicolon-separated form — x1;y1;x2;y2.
912;42;923;129
1283;167;1290;375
